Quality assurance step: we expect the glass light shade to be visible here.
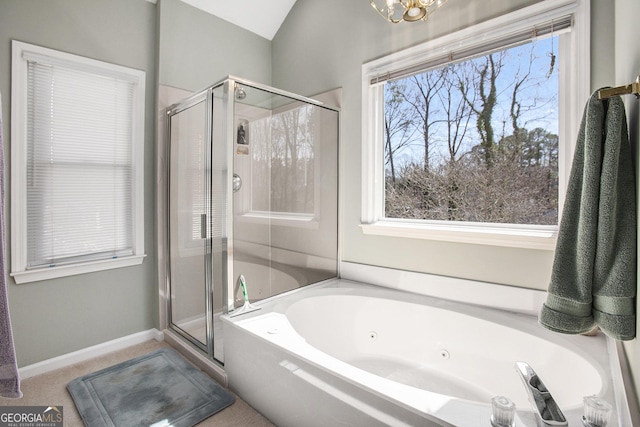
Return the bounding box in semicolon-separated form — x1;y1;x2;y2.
370;0;449;23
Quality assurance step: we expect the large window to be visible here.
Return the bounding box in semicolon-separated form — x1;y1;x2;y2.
361;0;589;249
385;38;560;225
11;41;146;283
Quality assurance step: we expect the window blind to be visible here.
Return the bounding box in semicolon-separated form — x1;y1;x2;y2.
26;59;135;268
369;14;573;86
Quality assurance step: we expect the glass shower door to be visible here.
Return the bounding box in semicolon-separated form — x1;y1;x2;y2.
167;93;211;353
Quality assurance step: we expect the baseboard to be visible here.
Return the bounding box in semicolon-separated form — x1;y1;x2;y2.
18;328;164;379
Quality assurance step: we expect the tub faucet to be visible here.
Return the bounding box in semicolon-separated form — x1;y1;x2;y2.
515;361;567;426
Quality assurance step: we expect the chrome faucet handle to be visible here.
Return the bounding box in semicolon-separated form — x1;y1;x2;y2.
515;361;568;426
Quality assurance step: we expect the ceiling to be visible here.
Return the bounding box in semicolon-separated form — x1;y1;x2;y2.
179;0;298;40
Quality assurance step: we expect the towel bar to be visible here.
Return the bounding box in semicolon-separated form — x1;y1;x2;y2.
598;75;640;100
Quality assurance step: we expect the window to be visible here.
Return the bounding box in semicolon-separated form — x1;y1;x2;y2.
385;39;560;225
361;0;589;249
248;105;316;216
234;98;322;229
11;41;146;283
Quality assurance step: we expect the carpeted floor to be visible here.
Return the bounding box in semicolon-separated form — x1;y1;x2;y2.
0;340;275;427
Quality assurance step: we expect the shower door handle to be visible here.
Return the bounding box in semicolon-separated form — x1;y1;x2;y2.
201;214;207;239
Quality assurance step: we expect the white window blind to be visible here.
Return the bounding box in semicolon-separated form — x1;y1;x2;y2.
368;14;573;86
26;59;135;268
11;41;145;283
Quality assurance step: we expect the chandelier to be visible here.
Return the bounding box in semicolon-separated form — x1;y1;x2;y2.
370;0;450;23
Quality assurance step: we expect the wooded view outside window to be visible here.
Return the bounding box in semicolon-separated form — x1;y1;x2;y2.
384;36;559;225
250;105;316;215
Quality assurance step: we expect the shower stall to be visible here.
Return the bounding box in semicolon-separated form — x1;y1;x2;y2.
163;77;339;365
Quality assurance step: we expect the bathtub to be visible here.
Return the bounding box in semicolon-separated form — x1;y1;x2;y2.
222;277;632;426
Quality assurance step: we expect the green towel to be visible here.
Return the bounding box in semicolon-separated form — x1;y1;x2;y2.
539;89;636;341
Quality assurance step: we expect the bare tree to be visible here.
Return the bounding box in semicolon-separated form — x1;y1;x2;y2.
385;37;560;225
384;80;416;183
460;52;504;168
504;43;557;162
270;106;315;213
403;69;448;171
436;64;474;164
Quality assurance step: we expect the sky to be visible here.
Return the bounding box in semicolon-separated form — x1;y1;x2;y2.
385;35;559;169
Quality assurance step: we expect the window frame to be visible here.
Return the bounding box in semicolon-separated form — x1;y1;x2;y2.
11;41;146;284
360;0;589;250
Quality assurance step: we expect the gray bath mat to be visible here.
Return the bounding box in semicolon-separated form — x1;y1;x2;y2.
67;348;234;427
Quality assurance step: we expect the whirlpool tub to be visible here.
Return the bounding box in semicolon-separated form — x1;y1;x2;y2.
222;274;632;426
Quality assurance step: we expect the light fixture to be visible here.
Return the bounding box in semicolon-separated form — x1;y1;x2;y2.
370;0;449;24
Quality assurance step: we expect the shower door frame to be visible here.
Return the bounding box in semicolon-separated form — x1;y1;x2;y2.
165;82;226;362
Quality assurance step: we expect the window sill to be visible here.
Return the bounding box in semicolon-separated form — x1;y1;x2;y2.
360;220;557;250
11;254;146;284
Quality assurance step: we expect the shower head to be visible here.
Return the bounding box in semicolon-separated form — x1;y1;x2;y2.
235;86;247;100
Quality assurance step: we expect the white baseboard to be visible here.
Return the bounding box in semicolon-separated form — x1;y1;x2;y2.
19;328;164;379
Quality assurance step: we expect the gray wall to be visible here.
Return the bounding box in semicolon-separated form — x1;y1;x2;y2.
157;0;271;92
272;0;555;289
0;0;158;367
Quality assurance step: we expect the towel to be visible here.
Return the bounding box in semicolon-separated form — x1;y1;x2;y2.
539;89;637;341
0;92;22;398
